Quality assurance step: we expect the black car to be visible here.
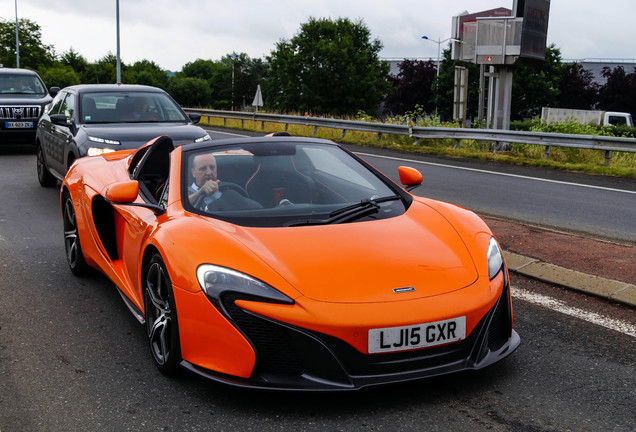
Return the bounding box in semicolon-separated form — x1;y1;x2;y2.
0;67;59;144
36;83;211;187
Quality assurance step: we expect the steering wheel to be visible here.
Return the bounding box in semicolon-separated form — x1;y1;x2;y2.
218;182;248;197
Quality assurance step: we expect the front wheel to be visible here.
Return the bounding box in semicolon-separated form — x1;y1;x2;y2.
63;194;89;275
36;143;56;187
144;254;182;374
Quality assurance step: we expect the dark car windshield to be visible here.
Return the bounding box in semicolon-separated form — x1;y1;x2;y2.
0;74;47;95
80;91;188;124
183;140;409;227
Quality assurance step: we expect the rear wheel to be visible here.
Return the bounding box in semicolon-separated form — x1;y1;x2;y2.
36;143;56;187
144;254;182;374
63;194;89;275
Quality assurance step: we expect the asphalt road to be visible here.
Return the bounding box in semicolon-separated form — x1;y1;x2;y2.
0;143;634;432
348;146;636;244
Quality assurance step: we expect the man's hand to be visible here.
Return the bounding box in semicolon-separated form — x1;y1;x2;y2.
189;179;221;205
200;179;221;196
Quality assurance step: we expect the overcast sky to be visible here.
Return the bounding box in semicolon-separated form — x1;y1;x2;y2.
2;0;635;71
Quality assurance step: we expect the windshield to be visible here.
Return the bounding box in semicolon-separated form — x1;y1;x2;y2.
80;91;188;124
0;73;47;95
183;140;408;227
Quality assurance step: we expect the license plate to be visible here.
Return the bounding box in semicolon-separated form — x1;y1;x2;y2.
5;122;33;129
368;316;466;353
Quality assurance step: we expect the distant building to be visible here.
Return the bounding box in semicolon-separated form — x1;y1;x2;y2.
382;57;636;85
566;59;636;85
382;58;436;77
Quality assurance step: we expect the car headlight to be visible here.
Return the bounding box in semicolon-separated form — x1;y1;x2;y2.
196;264;294;305
194;133;211;143
87;135;121;145
86;147;117;156
487;237;504;279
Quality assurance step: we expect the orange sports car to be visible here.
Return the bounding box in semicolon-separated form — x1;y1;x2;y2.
61;135;519;390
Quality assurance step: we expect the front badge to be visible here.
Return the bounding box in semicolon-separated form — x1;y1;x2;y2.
392;286;415;294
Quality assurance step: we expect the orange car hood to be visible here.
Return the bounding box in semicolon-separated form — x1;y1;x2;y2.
233;202;478;303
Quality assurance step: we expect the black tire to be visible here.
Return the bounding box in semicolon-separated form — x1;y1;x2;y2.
144;254;182;374
36;143;56;187
63;194;89;275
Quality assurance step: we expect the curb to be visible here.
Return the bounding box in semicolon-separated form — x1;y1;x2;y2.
504;251;636;308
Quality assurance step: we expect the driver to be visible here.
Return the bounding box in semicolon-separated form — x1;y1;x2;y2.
188;153;221;209
123;97;156;121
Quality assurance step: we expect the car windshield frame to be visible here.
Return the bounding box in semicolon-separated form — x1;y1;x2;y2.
0;73;47;96
79;90;189;124
181;139;412;228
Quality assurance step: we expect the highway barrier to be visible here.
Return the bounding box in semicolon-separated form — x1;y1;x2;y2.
185;108;636;166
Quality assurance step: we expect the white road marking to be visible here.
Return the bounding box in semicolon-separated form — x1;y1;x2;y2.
207;129;250;138
511;286;636;338
356;152;636;195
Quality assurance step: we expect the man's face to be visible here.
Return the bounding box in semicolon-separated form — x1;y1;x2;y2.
191;154;217;187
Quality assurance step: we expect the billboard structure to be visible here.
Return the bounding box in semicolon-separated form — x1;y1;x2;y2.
451;0;550;130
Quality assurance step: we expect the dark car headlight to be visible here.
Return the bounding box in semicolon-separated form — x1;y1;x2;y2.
194;133;211;143
87;135;121;145
196;264;294;305
487;237;505;280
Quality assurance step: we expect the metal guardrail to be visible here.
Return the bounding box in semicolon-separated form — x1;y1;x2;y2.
185;108;636;165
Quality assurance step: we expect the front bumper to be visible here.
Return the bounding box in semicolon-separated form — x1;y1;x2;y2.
182;276;520;391
0;127;37;145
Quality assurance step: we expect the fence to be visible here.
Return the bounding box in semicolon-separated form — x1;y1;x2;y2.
184;108;636;166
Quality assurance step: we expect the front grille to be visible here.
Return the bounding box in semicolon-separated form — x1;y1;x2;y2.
219;281;514;385
0;106;41;119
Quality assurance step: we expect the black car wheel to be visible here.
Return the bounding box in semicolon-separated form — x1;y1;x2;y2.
63;194;89;275
144;254;181;374
36;143;56;187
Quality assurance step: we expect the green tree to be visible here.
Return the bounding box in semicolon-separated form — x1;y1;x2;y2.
59;48;89;76
0;18;55;70
82;53;118;84
433;47;480;121
179;55;269;110
123;59;169;88
218;54;268;110
557;62;599;110
511;45;562;120
39;64;80;88
181;58;224;107
168;76;211;107
384;59;437;116
265;17;390;115
597;66;636;119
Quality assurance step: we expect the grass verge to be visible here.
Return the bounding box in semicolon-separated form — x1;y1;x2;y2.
200;117;636;179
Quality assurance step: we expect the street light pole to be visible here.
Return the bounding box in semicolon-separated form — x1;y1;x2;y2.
227;53;239;111
421;35;452;77
15;0;19;68
116;0;121;83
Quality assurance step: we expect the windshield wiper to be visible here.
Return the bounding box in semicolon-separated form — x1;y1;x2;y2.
285;195;401;227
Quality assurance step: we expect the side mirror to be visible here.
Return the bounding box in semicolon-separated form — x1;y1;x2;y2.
104;180;166;215
188;113;201;124
50;113;70;127
105;180;139;203
398;166;423;191
49;86;60;97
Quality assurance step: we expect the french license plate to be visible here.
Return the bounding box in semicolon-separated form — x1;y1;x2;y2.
5;122;33;129
368;316;466;353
